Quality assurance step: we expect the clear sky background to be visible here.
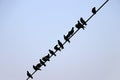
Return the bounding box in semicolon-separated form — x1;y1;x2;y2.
0;0;120;80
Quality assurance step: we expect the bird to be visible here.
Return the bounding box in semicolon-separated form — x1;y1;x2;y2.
49;49;56;56
40;59;46;66
36;63;42;68
33;65;41;71
64;35;70;43
42;54;50;62
69;27;74;34
27;71;33;79
67;27;74;37
58;40;64;49
42;57;48;62
46;54;50;60
54;45;61;51
80;17;87;25
75;21;85;30
92;7;97;14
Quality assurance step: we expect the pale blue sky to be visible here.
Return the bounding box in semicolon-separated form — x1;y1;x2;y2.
0;0;120;80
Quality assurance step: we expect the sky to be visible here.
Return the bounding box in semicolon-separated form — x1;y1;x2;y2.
0;0;120;80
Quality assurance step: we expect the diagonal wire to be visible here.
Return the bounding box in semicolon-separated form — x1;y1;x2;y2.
26;0;109;80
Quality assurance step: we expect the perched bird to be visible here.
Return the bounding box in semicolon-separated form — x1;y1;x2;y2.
80;17;87;25
42;57;48;62
33;65;41;71
64;35;70;43
58;40;64;49
46;54;50;60
49;49;56;56
67;27;74;37
92;7;97;14
40;59;46;66
36;63;42;68
27;71;33;79
69;27;74;34
42;54;50;62
54;45;61;51
75;21;85;30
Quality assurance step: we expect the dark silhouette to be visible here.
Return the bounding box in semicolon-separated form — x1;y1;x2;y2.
40;59;46;66
26;0;109;79
75;21;85;30
64;35;70;43
42;54;50;62
27;71;33;79
80;17;87;25
36;63;42;68
49;49;56;56
54;45;61;51
58;40;64;49
67;27;74;37
92;7;97;14
33;65;41;71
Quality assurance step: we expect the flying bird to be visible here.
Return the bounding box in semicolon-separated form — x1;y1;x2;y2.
80;17;87;25
54;45;61;51
58;40;64;49
40;59;46;66
49;49;56;56
27;71;33;79
64;35;70;43
75;21;85;30
92;7;97;14
33;65;41;71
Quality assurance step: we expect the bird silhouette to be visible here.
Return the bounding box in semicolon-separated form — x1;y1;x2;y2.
36;63;42;68
40;59;46;66
58;40;64;49
92;7;97;14
54;45;61;51
75;21;85;30
64;35;70;43
46;54;50;60
42;54;50;62
49;49;56;56
27;71;33;79
80;17;87;25
67;27;74;38
33;65;41;71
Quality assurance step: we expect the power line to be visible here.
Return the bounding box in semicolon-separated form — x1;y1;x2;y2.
26;0;109;80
